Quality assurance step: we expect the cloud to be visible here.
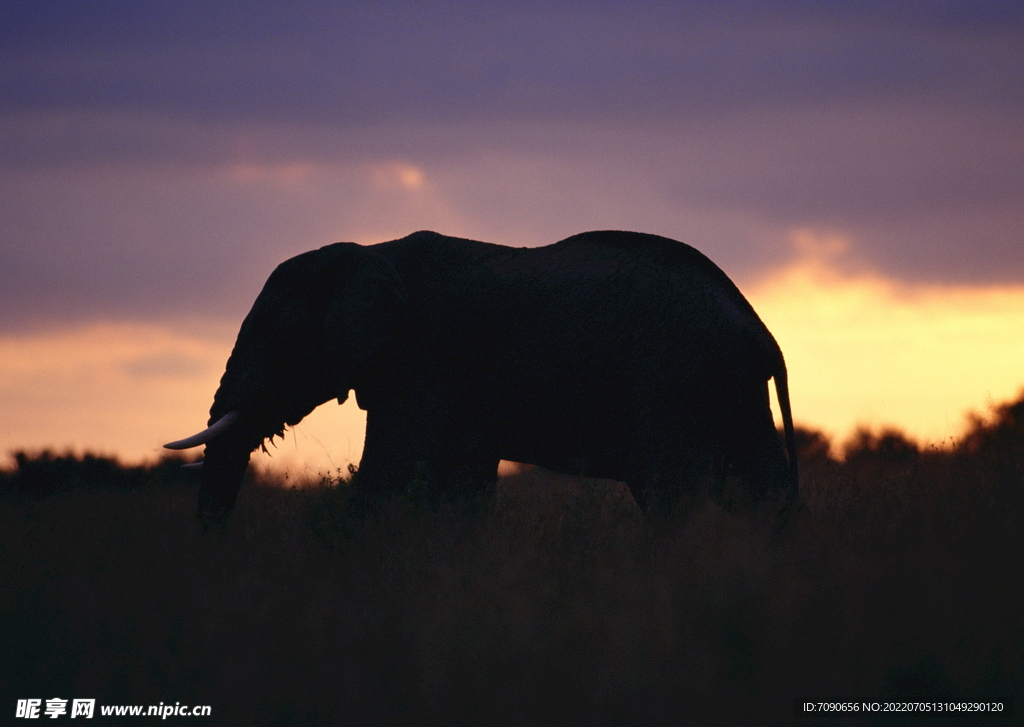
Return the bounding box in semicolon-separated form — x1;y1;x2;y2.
120;352;210;380
0;323;225;460
3;245;1022;470
0;0;1021;334
4;2;1023;131
0;320;366;472
225;162;321;188
2;112;1021;336
369;162;426;191
750;229;1024;444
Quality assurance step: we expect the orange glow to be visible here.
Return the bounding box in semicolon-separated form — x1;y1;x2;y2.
2;237;1022;473
369;162;426;191
0;321;366;474
750;229;1024;445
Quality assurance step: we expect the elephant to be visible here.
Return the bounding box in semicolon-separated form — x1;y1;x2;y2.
165;230;798;525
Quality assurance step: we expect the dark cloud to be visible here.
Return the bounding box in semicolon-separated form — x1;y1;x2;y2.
3;0;1021;127
0;1;1022;331
121;352;210;380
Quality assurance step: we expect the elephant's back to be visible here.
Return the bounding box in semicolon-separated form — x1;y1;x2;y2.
552;231;785;377
553;230;743;295
371;230;783;378
372;230;730;289
368;230;513;275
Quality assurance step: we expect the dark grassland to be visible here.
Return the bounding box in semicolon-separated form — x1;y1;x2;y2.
3;396;1023;725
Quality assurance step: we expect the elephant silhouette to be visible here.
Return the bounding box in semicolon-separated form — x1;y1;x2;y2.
166;230;797;525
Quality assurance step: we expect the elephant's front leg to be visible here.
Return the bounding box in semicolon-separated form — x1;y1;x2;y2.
351;407;426;499
432;454;501;506
353;405;498;512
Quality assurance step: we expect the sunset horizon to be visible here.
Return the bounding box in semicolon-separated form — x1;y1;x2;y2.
2;1;1022;474
3;224;1022;475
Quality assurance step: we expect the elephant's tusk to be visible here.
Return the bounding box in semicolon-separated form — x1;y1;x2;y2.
181;462;204;470
164;411;239;450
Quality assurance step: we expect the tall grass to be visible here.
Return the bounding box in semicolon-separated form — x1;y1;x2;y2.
2;397;1022;725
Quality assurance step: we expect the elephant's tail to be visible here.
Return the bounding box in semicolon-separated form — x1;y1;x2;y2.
774;363;799;498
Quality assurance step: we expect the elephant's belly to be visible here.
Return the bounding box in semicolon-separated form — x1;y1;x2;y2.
493;419;631;482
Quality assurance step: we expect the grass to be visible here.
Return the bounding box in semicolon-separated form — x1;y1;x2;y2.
2;397;1022;725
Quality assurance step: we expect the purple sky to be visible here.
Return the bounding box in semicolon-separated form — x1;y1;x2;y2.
2;0;1022;333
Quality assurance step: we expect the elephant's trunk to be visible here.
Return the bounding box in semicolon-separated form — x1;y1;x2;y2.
164;410;259;527
196;439;252;528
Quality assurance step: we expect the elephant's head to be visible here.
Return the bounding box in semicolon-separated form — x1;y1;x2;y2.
165;242;406;526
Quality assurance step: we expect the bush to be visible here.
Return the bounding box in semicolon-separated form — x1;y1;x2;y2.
0;450;200;497
3;392;1023;723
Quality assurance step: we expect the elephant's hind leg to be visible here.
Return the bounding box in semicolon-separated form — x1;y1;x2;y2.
626;447;715;522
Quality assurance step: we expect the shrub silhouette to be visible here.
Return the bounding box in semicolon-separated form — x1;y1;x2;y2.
791;425;835;464
962;394;1024;446
2;391;1022;723
843;427;920;465
0;451;199;497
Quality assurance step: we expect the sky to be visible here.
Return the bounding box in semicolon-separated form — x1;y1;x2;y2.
1;1;1022;473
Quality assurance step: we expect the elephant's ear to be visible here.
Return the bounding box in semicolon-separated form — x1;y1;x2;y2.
320;245;407;403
